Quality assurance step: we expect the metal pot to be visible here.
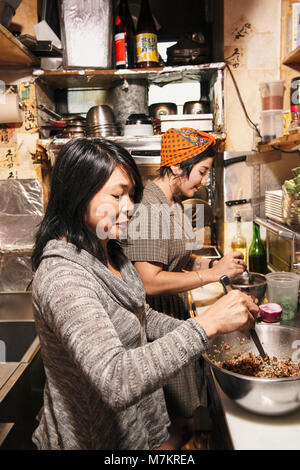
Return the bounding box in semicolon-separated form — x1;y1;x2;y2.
149;103;177;119
204;324;300;416
124;114;153;136
183;100;210;114
231;272;267;304
167;38;210;66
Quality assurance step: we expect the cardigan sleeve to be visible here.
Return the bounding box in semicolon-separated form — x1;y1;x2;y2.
37;264;210;413
145;304;183;340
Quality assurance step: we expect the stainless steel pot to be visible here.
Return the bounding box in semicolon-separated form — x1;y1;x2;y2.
149;103;177;119
204;324;300;416
183;100;210;114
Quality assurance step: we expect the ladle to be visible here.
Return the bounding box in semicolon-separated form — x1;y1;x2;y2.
219;275;267;359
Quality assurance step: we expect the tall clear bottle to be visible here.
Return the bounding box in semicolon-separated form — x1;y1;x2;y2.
136;0;159;68
114;0;136;69
231;211;247;263
249;222;267;274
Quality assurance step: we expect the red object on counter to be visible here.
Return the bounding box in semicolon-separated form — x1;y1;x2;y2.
258;303;282;323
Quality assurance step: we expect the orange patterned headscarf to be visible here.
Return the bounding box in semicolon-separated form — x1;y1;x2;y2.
160;128;216;167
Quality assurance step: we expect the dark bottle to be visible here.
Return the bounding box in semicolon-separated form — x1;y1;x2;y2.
249;222;267;274
136;0;159;68
114;0;136;69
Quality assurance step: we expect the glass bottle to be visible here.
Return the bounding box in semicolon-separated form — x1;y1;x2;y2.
136;0;159;68
231;211;247;263
249;222;267;274
114;0;136;69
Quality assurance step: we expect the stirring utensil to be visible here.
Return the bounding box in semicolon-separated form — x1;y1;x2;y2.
219;275;267;359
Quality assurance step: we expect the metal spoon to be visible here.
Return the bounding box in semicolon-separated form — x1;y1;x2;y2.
219;275;267;359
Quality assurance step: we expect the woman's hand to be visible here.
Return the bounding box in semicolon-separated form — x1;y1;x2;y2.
195;289;259;339
210;251;246;281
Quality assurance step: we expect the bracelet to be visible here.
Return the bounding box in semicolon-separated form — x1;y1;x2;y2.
195;270;203;287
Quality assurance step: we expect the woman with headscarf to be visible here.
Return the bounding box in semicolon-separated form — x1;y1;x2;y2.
123;128;247;439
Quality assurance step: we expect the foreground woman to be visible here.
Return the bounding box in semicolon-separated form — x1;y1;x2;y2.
31;138;257;450
123;128;246;424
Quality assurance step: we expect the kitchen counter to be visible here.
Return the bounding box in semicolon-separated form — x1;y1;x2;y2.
191;283;300;450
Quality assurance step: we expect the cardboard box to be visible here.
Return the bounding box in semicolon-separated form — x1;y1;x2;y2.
160;114;213;133
291;2;300;51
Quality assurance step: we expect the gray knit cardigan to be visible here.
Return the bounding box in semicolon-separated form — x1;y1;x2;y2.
32;239;210;450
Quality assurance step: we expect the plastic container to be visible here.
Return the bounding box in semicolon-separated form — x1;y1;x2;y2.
259;80;285;110
260;110;283;143
266;272;299;322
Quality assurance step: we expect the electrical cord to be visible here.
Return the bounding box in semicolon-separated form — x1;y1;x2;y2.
225;62;300;154
225;62;262;138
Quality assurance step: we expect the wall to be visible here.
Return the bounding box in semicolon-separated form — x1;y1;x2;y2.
219;0;283;256
224;0;282;151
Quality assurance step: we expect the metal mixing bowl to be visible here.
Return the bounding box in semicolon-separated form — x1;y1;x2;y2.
86;105;116;127
231;272;267;303
203;324;300;416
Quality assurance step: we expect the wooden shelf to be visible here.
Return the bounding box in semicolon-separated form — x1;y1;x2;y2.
35;62;226;89
258;130;300;152
0;25;40;68
282;45;300;70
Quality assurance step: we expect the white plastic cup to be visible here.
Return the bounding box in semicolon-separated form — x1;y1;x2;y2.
266;272;299;322
259;80;285;110
260;110;283;143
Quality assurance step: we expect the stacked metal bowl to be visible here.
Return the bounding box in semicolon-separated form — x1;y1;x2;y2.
85;105;119;137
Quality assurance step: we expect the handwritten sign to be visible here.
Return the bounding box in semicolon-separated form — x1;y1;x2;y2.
225;46;244;69
19;82;38;133
232;22;253;41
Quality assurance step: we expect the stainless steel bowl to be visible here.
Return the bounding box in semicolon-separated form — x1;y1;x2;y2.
204;324;300;416
231;272;267;303
86;105;116;127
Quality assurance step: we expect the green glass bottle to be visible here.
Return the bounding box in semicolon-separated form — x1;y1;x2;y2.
249;222;267;274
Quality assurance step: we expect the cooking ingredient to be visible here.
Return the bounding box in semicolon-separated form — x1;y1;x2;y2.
292;167;300;177
266;272;299;322
280;295;298;321
249;222;267;274
262;96;283;110
136;0;159;68
114;0;136;69
231;211;247;263
258;303;282;323
215;352;300;378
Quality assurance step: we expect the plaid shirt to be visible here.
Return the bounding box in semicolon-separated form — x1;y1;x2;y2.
123;180;204;417
123;180;193;320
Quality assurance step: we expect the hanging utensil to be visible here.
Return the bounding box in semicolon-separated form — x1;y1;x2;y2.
187;291;197;318
219;275;267;359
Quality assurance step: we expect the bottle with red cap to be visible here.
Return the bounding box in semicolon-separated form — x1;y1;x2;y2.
114;0;136;69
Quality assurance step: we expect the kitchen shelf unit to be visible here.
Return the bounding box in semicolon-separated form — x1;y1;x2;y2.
282;45;300;71
257;130;300;153
0;25;40;68
34;62;226;90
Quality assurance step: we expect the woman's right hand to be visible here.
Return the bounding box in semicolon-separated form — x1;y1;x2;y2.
195;289;259;340
210;251;246;281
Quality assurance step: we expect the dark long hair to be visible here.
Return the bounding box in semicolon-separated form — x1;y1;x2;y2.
32;138;143;271
158;146;216;178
